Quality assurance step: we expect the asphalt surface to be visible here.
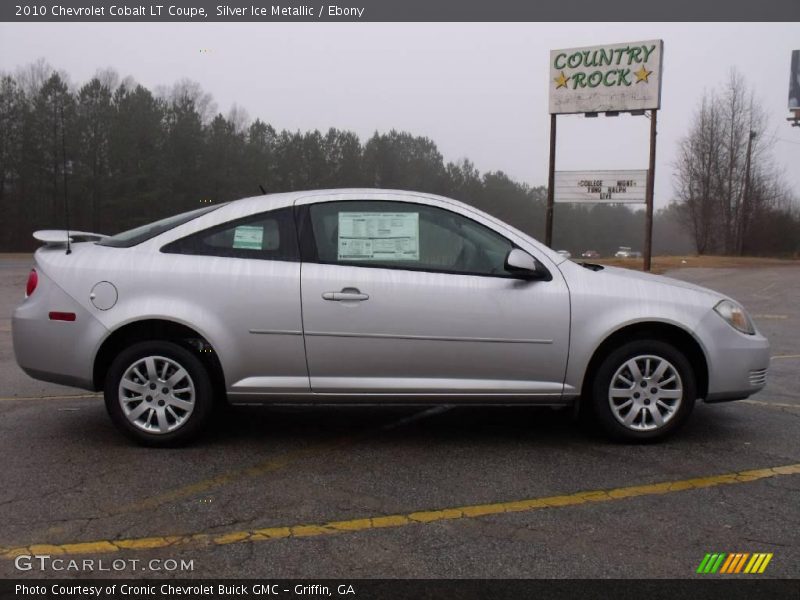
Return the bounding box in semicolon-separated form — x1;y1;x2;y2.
0;259;798;579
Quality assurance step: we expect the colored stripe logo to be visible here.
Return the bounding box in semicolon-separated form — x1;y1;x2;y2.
697;552;773;574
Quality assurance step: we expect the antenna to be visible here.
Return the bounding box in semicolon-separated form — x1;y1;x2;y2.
60;102;71;255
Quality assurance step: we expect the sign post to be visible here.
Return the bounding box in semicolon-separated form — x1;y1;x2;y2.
644;109;657;272
545;114;557;247
788;50;800;128
546;39;663;271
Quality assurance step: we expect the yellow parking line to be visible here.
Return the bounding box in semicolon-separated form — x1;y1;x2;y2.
771;354;800;360
2;462;798;559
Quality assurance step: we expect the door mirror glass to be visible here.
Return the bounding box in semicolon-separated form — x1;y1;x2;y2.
504;249;550;280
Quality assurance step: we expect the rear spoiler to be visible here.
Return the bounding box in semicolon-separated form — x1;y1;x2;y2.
33;230;108;247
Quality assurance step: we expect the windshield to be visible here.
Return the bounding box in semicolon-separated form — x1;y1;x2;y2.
98;204;225;248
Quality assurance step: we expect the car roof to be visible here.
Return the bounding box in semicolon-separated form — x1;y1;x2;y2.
216;188;473;215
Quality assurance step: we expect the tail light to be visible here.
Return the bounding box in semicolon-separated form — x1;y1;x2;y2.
25;269;38;297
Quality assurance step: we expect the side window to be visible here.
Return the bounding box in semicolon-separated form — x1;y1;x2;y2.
306;201;516;277
162;207;299;261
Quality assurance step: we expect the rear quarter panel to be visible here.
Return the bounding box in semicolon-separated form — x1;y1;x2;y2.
43;244;308;395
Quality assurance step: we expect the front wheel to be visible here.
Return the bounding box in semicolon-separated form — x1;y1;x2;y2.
104;340;214;446
590;340;696;441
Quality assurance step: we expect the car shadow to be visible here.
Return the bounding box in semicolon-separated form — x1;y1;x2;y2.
39;398;759;453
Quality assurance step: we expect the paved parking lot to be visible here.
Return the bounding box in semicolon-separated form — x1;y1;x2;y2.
0;258;798;579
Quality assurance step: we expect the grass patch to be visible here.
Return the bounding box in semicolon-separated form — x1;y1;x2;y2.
0;254;34;262
591;255;800;274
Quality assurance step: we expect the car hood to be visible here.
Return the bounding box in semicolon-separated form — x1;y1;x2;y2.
591;264;724;300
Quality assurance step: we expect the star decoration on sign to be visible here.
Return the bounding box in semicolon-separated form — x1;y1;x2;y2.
634;65;653;83
554;71;570;89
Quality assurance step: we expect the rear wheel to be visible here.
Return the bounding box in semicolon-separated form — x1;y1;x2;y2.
104;340;214;446
590;339;696;441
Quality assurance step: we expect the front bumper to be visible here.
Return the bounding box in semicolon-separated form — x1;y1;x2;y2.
695;311;770;403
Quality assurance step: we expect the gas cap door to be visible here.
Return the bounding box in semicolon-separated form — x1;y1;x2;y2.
89;281;118;311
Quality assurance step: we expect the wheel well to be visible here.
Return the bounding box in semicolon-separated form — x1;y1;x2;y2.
581;322;709;401
93;319;226;399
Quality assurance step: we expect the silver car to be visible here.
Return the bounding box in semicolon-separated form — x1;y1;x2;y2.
12;189;769;445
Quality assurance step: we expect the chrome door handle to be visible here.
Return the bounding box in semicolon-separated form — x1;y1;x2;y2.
322;288;370;302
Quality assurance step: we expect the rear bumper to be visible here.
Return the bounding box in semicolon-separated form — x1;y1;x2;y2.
696;311;770;403
12;271;107;392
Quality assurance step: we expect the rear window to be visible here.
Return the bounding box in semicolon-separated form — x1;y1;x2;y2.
161;207;299;261
97;204;225;248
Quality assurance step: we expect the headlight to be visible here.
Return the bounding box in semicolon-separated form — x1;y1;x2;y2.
714;300;755;335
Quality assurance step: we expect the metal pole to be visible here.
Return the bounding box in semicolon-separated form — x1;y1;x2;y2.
643;109;657;272
739;130;756;256
545;113;556;248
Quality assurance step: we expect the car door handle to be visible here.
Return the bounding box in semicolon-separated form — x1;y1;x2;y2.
322;288;370;302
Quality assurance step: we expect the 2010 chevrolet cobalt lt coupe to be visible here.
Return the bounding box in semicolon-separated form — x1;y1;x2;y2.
13;189;769;445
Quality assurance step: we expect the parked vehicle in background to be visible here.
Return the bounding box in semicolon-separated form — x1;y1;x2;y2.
557;250;572;259
615;246;633;258
581;250;600;259
12;189;770;445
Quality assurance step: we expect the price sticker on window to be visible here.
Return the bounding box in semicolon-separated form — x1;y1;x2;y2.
232;225;264;250
338;212;419;261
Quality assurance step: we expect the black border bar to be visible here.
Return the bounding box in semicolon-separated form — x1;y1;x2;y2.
1;0;799;22
2;580;800;600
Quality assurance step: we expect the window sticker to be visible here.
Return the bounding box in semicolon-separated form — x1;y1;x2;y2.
232;225;264;250
338;212;419;261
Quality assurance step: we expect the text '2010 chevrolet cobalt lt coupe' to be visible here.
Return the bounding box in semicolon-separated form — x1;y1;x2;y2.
12;189;769;445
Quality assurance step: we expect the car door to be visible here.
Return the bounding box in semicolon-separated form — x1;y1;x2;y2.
297;197;570;398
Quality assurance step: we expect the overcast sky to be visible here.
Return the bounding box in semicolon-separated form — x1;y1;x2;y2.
1;22;798;208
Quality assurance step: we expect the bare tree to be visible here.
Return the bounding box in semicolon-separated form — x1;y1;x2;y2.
156;79;217;124
674;93;724;253
14;57;53;98
227;103;250;134
673;69;789;255
94;67;120;92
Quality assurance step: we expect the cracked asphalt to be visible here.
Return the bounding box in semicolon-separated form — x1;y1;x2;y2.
0;258;798;579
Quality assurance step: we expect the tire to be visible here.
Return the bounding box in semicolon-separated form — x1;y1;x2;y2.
590;339;696;442
104;340;214;446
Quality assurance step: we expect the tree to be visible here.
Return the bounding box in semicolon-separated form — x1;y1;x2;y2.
108;83;166;228
75;77;113;230
0;76;27;245
361;130;448;193
673;69;794;255
245;118;278;192
27;73;75;225
202;113;247;201
164;91;205;213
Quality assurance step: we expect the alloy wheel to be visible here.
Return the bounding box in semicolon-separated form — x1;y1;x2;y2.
118;355;196;434
608;354;683;431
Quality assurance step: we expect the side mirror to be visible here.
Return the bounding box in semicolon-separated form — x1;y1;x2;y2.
504;248;550;281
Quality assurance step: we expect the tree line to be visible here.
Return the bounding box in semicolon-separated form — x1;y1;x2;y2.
3;60;777;257
673;69;799;256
